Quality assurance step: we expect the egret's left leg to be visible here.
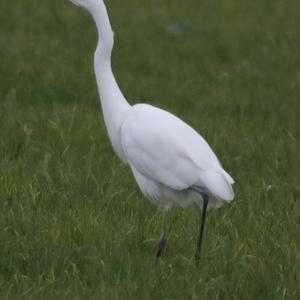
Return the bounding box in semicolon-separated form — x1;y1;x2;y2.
156;208;168;259
195;194;209;262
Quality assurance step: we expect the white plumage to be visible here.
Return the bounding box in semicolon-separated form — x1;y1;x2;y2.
121;104;234;208
69;0;235;260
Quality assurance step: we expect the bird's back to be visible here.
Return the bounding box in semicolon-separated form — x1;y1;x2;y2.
121;104;234;204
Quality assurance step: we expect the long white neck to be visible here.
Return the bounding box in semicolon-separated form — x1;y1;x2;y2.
90;1;130;162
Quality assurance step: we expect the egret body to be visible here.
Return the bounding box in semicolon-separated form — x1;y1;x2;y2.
69;0;235;260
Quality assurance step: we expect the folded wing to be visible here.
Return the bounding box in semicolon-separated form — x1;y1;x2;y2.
121;104;234;201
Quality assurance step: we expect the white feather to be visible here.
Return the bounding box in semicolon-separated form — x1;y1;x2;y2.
121;104;234;206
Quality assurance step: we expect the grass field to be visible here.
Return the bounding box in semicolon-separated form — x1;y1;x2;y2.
0;0;299;299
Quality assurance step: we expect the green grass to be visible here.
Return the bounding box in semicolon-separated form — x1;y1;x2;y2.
0;0;299;299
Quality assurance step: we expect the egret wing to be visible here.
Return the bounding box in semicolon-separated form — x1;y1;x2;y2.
121;104;232;199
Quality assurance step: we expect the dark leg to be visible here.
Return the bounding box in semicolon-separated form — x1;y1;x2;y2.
195;194;209;262
156;208;168;259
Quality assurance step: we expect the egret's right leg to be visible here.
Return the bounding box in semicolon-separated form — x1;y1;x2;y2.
156;208;168;259
195;194;209;262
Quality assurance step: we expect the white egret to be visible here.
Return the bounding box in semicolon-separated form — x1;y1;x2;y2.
69;0;235;260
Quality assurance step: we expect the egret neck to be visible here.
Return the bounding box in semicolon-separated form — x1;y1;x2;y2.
91;2;130;162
